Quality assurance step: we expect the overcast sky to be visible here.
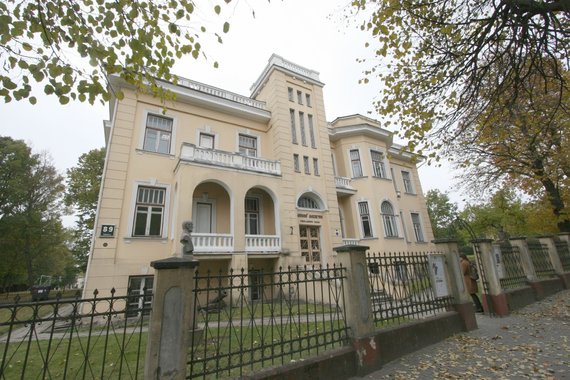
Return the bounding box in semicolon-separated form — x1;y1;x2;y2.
0;0;463;224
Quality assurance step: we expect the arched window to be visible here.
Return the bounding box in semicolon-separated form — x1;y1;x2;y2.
381;201;398;237
298;196;319;209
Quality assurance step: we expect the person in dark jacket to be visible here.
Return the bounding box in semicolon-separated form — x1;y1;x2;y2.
460;254;484;313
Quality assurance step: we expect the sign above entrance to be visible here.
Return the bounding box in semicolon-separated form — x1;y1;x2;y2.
297;213;323;224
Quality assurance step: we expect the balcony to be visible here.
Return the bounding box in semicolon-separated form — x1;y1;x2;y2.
192;233;234;253
335;176;357;196
246;235;281;252
180;144;281;176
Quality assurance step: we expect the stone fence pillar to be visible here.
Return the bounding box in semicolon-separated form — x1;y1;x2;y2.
333;245;376;375
538;235;570;289
472;239;508;316
432;239;477;331
509;237;538;282
144;257;199;380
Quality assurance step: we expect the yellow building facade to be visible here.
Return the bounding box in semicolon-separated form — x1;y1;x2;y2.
83;55;435;302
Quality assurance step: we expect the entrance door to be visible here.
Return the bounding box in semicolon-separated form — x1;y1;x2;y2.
299;225;321;264
195;202;213;233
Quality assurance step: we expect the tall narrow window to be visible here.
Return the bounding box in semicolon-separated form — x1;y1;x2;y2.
358;201;373;238
313;158;319;176
143;114;172;154
245;197;260;235
293;154;300;172
288;87;294;101
402;171;414;193
305;93;312;107
297;90;303;104
303;156;310;174
133;186;166;237
308;114;316;148
350;149;363;177
371;151;386;178
289;109;297;144
199;132;214;149
411;213;425;242
381;201;398;237
299;112;307;146
239;134;257;157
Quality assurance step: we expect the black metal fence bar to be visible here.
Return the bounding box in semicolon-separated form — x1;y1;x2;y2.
0;289;151;380
188;265;349;379
366;252;454;328
554;238;570;272
498;245;528;290
527;240;557;279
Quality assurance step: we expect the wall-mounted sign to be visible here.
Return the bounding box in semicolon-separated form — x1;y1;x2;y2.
297;213;323;224
100;224;116;237
428;255;450;298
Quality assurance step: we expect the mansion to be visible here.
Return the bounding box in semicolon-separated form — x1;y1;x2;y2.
83;55;435;301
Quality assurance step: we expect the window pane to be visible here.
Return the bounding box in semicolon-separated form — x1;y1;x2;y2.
290;109;297;144
143;130;158;152
134;207;148;236
149;208;162;236
308;114;316;148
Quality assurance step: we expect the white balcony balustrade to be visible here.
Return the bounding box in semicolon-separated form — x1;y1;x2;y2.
342;238;360;246
245;235;281;252
335;176;357;196
180;144;281;176
192;233;234;252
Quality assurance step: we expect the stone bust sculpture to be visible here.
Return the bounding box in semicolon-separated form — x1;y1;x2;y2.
180;221;194;256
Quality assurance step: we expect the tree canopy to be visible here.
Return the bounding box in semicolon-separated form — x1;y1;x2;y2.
65;148;105;272
352;0;570;159
425;189;459;239
0;0;233;105
454;64;570;231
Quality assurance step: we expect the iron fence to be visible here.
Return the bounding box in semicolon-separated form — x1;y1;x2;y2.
366;252;454;327
0;289;150;380
498;244;528;290
527;239;557;279
554;237;570;272
188;265;348;379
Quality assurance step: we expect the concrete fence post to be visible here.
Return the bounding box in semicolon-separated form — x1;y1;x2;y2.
432;239;477;331
333;245;377;375
472;239;509;316
144;257;199;380
554;233;570;288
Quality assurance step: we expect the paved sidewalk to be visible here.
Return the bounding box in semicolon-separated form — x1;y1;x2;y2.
353;290;570;379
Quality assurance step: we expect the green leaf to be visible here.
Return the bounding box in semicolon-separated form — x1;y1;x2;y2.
223;22;230;33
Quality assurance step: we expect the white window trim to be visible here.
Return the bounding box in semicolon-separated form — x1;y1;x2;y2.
348;147;364;178
196;127;219;150
127;180;171;239
401;170;415;194
380;200;400;238
296;190;327;211
139;109;177;155
357;200;375;239
410;211;426;242
369;148;389;179
236;130;261;157
245;194;265;235
192;197;218;233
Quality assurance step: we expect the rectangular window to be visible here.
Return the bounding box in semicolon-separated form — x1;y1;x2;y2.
402;171;414;193
411;213;425;242
371;151;386;178
303;156;310;174
239;134;257;157
127;275;154;317
289;109;297;144
143;114;172;154
199;133;214;149
297;90;303;104
133;186;165;237
395;261;408;282
313;158;319;176
288;87;294;101
293;154;300;172
245;197;260;235
308;114;316;148
358;201;373;238
350;149;363;177
299;112;307;146
306;93;312;107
